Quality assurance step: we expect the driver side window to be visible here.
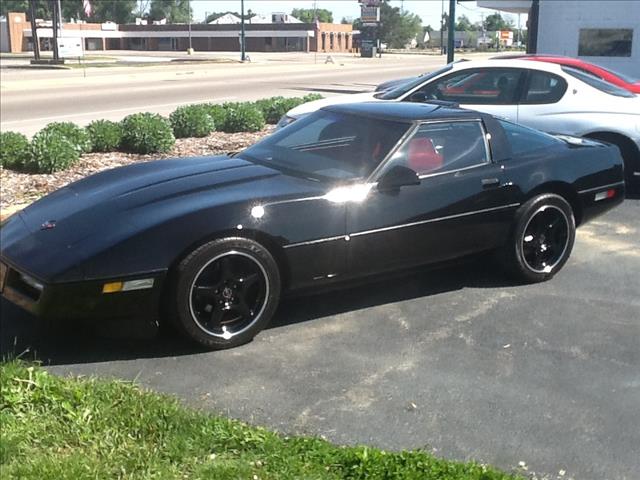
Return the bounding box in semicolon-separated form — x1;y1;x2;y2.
384;121;489;177
417;69;524;105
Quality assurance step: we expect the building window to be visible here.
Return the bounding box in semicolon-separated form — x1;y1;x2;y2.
578;29;633;57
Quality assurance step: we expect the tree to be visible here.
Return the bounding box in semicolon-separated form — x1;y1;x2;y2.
291;8;333;23
483;12;513;32
148;0;190;23
341;16;354;25
378;1;422;49
456;14;475;32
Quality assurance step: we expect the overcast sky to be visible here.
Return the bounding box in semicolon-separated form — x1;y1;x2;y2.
190;0;527;29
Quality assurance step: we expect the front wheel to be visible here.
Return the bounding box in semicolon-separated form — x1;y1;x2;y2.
173;237;281;350
502;194;576;283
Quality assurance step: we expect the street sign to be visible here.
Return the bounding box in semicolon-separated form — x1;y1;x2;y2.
361;6;380;22
57;37;83;57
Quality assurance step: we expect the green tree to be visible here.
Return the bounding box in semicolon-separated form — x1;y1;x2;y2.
341;16;354;25
148;0;190;23
483;12;514;31
291;8;333;23
456;14;475;32
86;0;135;23
1;0;50;19
378;1;422;49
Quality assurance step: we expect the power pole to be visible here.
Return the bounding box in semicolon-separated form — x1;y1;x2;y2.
440;0;444;55
51;0;60;61
29;0;41;61
447;0;455;63
240;0;246;61
187;0;192;52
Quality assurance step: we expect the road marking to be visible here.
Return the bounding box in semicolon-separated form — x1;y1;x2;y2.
1;97;237;125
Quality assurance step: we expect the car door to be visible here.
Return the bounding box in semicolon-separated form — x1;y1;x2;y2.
407;68;525;122
346;119;517;277
515;69;569;131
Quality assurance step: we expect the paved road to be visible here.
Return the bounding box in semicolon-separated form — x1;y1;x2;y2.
2;198;638;480
1;52;448;136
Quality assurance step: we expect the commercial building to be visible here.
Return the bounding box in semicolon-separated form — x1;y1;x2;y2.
0;12;353;54
478;0;640;77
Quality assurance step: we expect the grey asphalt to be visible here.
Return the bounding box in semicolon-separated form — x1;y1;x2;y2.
2;198;638;480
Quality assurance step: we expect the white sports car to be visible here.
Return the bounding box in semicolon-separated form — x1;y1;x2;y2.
281;59;640;190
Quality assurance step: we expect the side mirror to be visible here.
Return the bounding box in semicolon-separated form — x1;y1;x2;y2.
377;165;420;191
409;91;428;103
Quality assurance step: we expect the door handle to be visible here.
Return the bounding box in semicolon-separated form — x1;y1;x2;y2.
481;178;501;188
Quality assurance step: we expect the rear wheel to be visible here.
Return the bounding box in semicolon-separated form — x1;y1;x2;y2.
502;194;576;283
173;237;281;349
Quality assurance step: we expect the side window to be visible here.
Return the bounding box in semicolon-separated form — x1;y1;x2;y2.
499;120;562;155
522;71;567;104
418;69;523;105
385;121;489;176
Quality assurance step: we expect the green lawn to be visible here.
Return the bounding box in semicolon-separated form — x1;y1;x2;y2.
0;362;524;479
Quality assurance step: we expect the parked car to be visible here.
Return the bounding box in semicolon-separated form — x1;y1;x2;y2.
282;60;640;190
1;102;625;349
493;54;640;94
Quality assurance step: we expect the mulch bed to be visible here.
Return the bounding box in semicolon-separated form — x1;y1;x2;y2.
0;128;273;213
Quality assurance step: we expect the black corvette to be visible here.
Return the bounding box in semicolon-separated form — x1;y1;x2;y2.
0;102;625;349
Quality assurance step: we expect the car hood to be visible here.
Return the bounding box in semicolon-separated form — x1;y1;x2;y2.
287;91;379;118
0;156;324;281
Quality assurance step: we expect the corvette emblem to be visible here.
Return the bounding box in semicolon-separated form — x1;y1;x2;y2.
40;220;56;230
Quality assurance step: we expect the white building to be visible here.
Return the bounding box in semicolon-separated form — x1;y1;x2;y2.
478;0;640;77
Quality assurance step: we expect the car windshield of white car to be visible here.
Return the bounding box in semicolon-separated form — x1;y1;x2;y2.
375;64;454;100
241;110;408;182
562;66;635;97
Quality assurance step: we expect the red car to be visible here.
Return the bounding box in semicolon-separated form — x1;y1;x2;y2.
495;54;640;94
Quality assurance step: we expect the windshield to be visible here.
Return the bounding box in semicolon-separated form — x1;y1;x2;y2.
375;64;453;100
241;110;408;181
561;66;635;97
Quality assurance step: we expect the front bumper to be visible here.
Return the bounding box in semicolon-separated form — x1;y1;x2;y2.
0;259;166;322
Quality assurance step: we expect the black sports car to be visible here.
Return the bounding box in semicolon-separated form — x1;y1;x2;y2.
0;102;625;349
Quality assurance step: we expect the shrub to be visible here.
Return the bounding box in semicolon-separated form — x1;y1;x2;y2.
200;103;228;131
120;113;175;154
39;122;91;154
0;131;30;169
86;120;123;152
254;95;325;124
29;129;80;173
170;105;215;138
219;102;265;133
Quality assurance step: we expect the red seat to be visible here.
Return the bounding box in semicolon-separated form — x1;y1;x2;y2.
407;137;443;172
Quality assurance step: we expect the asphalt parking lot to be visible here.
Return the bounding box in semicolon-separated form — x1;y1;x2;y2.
1;196;638;480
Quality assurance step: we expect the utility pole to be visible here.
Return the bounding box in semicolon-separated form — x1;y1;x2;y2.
187;0;192;53
29;0;41;61
447;0;455;63
51;0;60;61
240;0;246;61
440;0;444;55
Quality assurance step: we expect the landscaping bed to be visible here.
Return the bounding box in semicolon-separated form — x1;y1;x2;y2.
0;128;272;211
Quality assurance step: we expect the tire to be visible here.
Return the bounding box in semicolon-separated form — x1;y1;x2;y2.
172;237;281;350
501;194;576;283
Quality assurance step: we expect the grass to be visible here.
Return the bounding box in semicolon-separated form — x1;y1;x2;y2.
0;361;524;479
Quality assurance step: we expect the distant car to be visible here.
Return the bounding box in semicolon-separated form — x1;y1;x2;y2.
493;54;640;94
281;59;640;190
0;102;625;350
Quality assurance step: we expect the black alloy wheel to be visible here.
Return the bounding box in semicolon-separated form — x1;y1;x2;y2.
173;237;281;349
502;193;576;283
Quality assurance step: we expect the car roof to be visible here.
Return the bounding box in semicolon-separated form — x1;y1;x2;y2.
450;58;564;74
322;101;480;123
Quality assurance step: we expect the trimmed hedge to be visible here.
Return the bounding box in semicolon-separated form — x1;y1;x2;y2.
120;113;175;154
87;120;123;152
170;105;215;138
29;130;80;173
218;102;265;133
0;131;30;169
38;122;91;154
254;94;324;124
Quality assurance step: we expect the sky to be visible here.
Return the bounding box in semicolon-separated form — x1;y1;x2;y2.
190;0;528;29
